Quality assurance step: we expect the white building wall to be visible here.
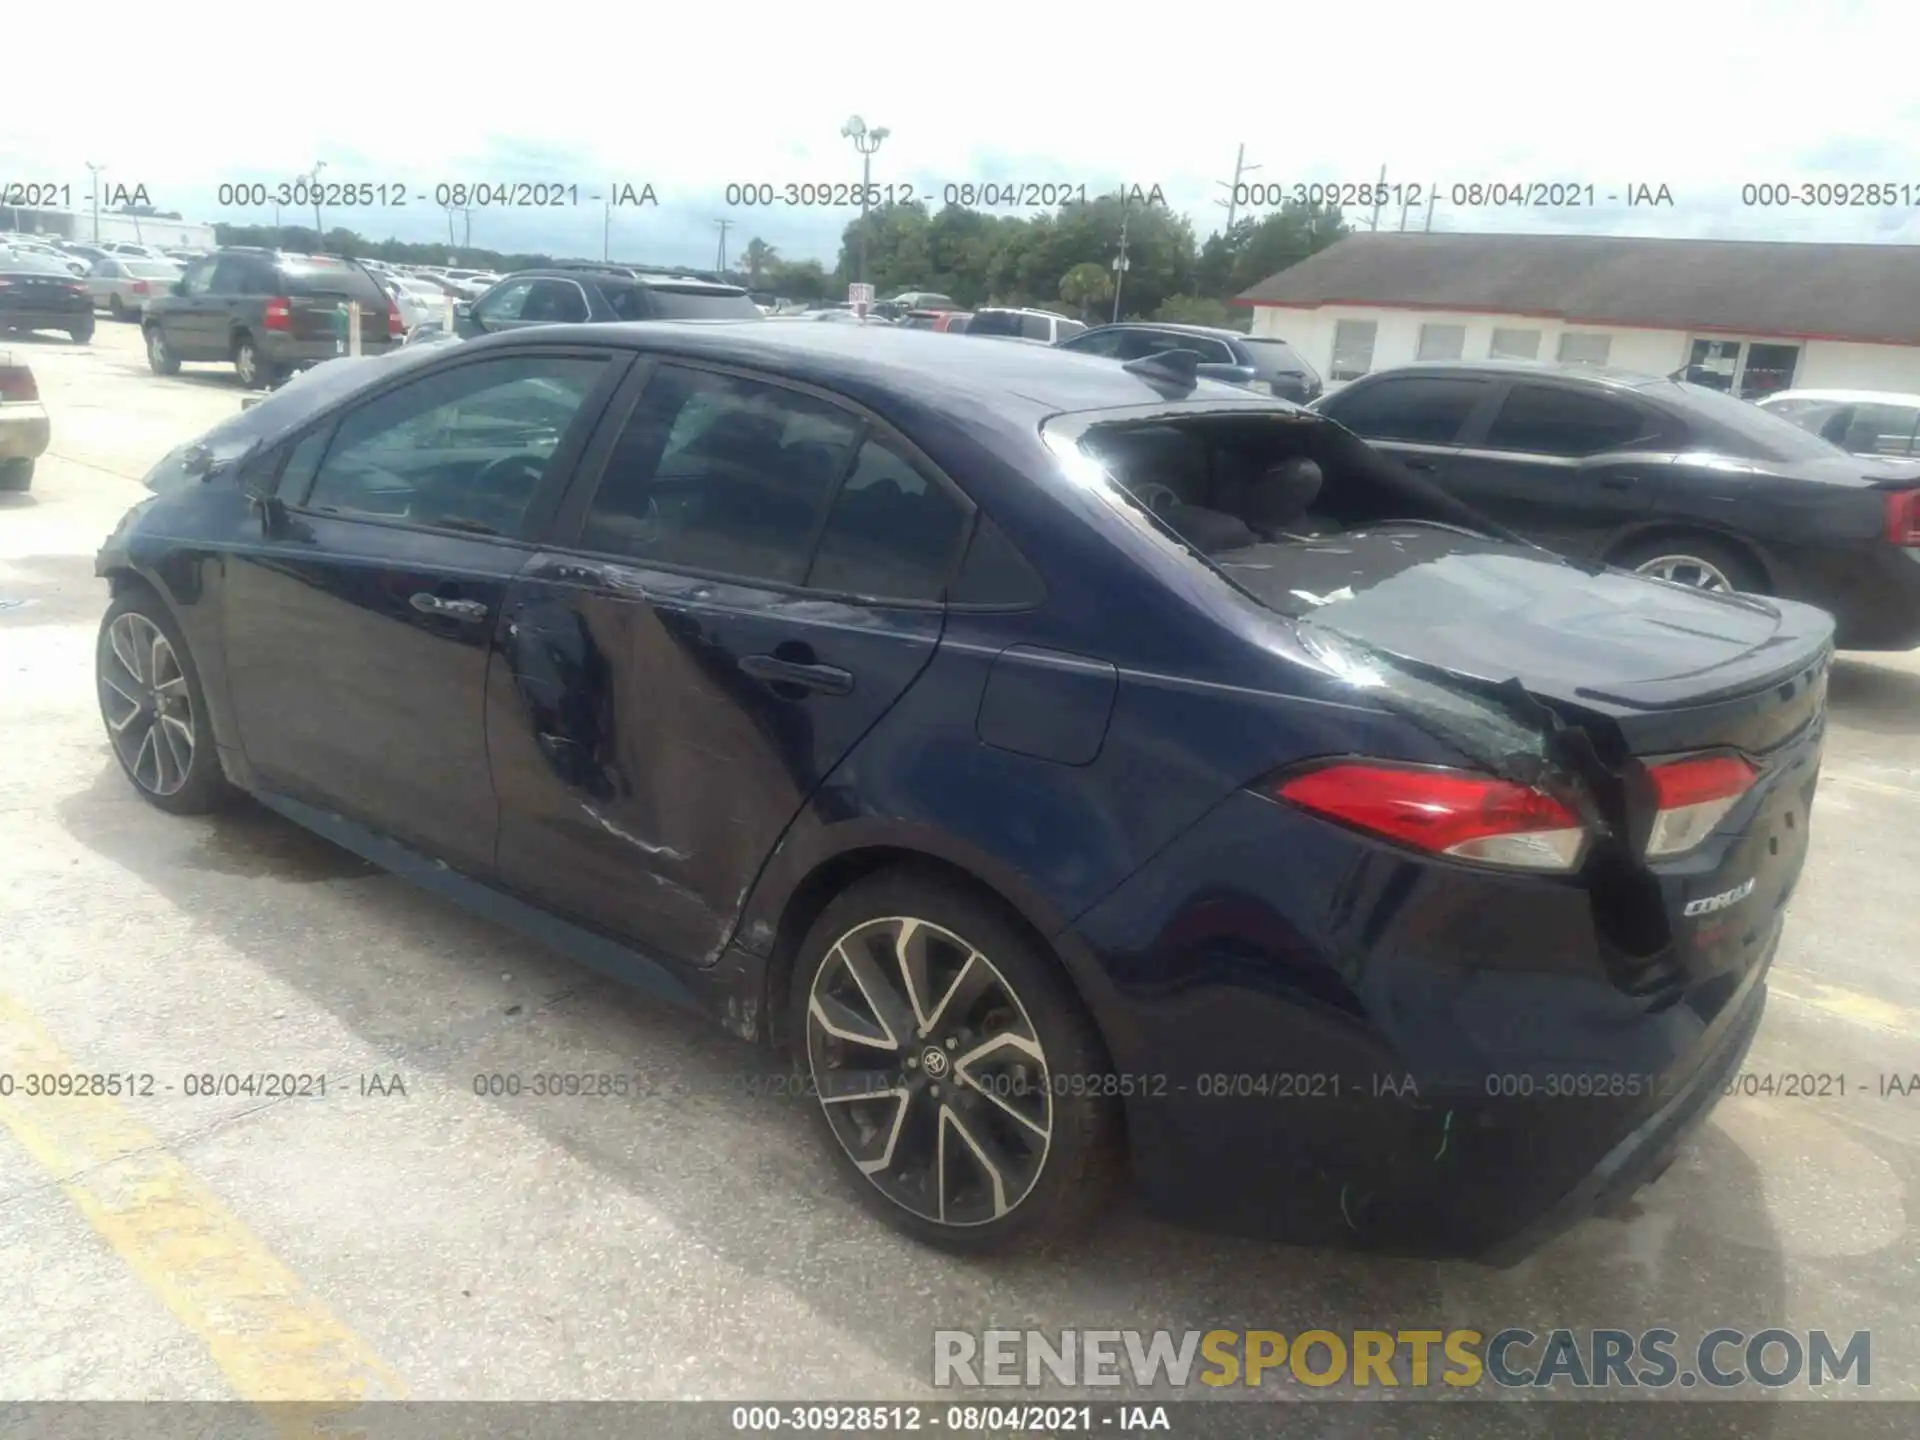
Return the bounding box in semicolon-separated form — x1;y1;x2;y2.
1249;305;1692;385
1797;340;1920;391
8;207;217;249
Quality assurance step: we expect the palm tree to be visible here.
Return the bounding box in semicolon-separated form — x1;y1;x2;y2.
741;238;778;289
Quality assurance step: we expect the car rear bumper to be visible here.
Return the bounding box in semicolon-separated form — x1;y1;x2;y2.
0;308;89;331
259;334;398;367
1782;544;1920;650
1065;785;1797;1261
0;402;51;460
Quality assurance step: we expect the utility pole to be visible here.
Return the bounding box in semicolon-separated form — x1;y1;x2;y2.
309;161;327;246
1215;143;1260;233
273;201;283;249
85;163;105;241
1368;163;1387;232
841;115;890;290
713;218;732;275
461;207;472;248
603;193;612;262
1424;191;1437;232
1110;209;1132;323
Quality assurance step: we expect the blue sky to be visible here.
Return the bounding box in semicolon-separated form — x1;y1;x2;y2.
5;0;1916;267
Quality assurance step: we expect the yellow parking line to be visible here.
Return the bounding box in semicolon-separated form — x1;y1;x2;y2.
1768;974;1916;1034
0;989;407;1427
1822;769;1920;801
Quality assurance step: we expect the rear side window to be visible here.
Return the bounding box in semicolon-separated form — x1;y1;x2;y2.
645;286;762;320
603;285;652;321
1483;383;1652;457
806;439;969;601
1020;314;1055;342
967;310;1018;337
1839;402;1920;457
579;365;862;583
1323;376;1486;444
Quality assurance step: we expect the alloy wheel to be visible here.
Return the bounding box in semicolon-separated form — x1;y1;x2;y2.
146;329;169;368
805;916;1053;1227
1634;554;1733;592
99;613;196;797
235;341;257;386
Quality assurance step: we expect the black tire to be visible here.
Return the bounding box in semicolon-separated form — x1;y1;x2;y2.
108;295;128;322
233;333;272;390
1612;532;1766;595
144;324;180;375
69;320;94;344
0;458;31;492
96;585;236;815
789;867;1123;1255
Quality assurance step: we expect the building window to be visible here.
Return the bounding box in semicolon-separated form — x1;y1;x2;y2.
1683;338;1800;399
1416;324;1466;361
1557;332;1612;366
1330;319;1378;381
1489;328;1541;360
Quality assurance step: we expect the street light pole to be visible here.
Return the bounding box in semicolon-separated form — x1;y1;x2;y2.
309;161;327;247
840;115;890;292
85;163;105;242
1216;143;1260;233
1110;209;1131;323
714;218;732;275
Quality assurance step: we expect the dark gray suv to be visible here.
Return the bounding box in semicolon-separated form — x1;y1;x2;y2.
1056;322;1323;403
144;250;400;389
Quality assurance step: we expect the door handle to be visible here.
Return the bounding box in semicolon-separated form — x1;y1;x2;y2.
1400;458;1438;472
740;654;854;695
410;593;489;622
1599;475;1640;491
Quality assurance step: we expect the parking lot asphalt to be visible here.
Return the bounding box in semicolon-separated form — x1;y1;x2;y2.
1;322;1916;1417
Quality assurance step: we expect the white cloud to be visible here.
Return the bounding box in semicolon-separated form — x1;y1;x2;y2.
5;0;1917;259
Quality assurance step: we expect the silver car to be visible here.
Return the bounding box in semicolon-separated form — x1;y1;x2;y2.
86;257;183;321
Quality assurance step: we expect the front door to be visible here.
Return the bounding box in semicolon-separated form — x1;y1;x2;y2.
222;348;627;873
1317;371;1493;495
164;256;223;359
488;360;971;964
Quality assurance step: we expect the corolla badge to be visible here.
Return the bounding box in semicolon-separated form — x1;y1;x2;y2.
1684;877;1756;917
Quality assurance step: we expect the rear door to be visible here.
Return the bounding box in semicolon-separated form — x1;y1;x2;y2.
1450;380;1670;553
488;359;973;964
222;347;628;873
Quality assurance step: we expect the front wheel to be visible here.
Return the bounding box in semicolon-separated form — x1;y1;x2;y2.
790;869;1123;1254
96;588;234;814
233;335;268;389
69;320;94;344
108;295;128;322
0;458;31;492
145;325;180;375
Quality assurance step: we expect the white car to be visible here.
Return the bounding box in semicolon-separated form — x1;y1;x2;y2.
1756;388;1920;459
86;257;183;321
0;349;50;492
382;274;455;332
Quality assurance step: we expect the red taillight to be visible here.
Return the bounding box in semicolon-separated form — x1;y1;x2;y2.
0;365;38;402
1885;489;1920;547
263;297;293;332
388;303;405;338
1274;762;1588;872
1643;754;1757;857
132;279;150;296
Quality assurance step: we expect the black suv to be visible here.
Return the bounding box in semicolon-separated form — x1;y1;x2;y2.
144;249;400;389
450;265;763;339
1057;322;1323;403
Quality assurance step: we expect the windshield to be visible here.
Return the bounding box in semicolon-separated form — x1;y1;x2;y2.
1668;380;1849;462
1241;337;1319;382
3;250;74;275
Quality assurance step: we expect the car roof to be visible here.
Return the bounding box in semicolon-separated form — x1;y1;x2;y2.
1358;358;1672;391
503;268;744;293
1761;387;1920;407
463;318;1270;419
1088;321;1245;341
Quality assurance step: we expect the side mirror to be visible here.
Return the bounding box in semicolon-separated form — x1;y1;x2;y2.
1196;362;1262;389
454;300;477;331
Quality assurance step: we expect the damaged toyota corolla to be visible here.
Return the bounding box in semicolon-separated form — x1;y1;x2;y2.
93;324;1828;1262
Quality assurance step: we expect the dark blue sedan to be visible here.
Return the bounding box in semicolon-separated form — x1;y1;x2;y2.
96;324;1831;1260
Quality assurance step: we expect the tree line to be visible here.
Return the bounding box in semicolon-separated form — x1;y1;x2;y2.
212;195;1348;326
